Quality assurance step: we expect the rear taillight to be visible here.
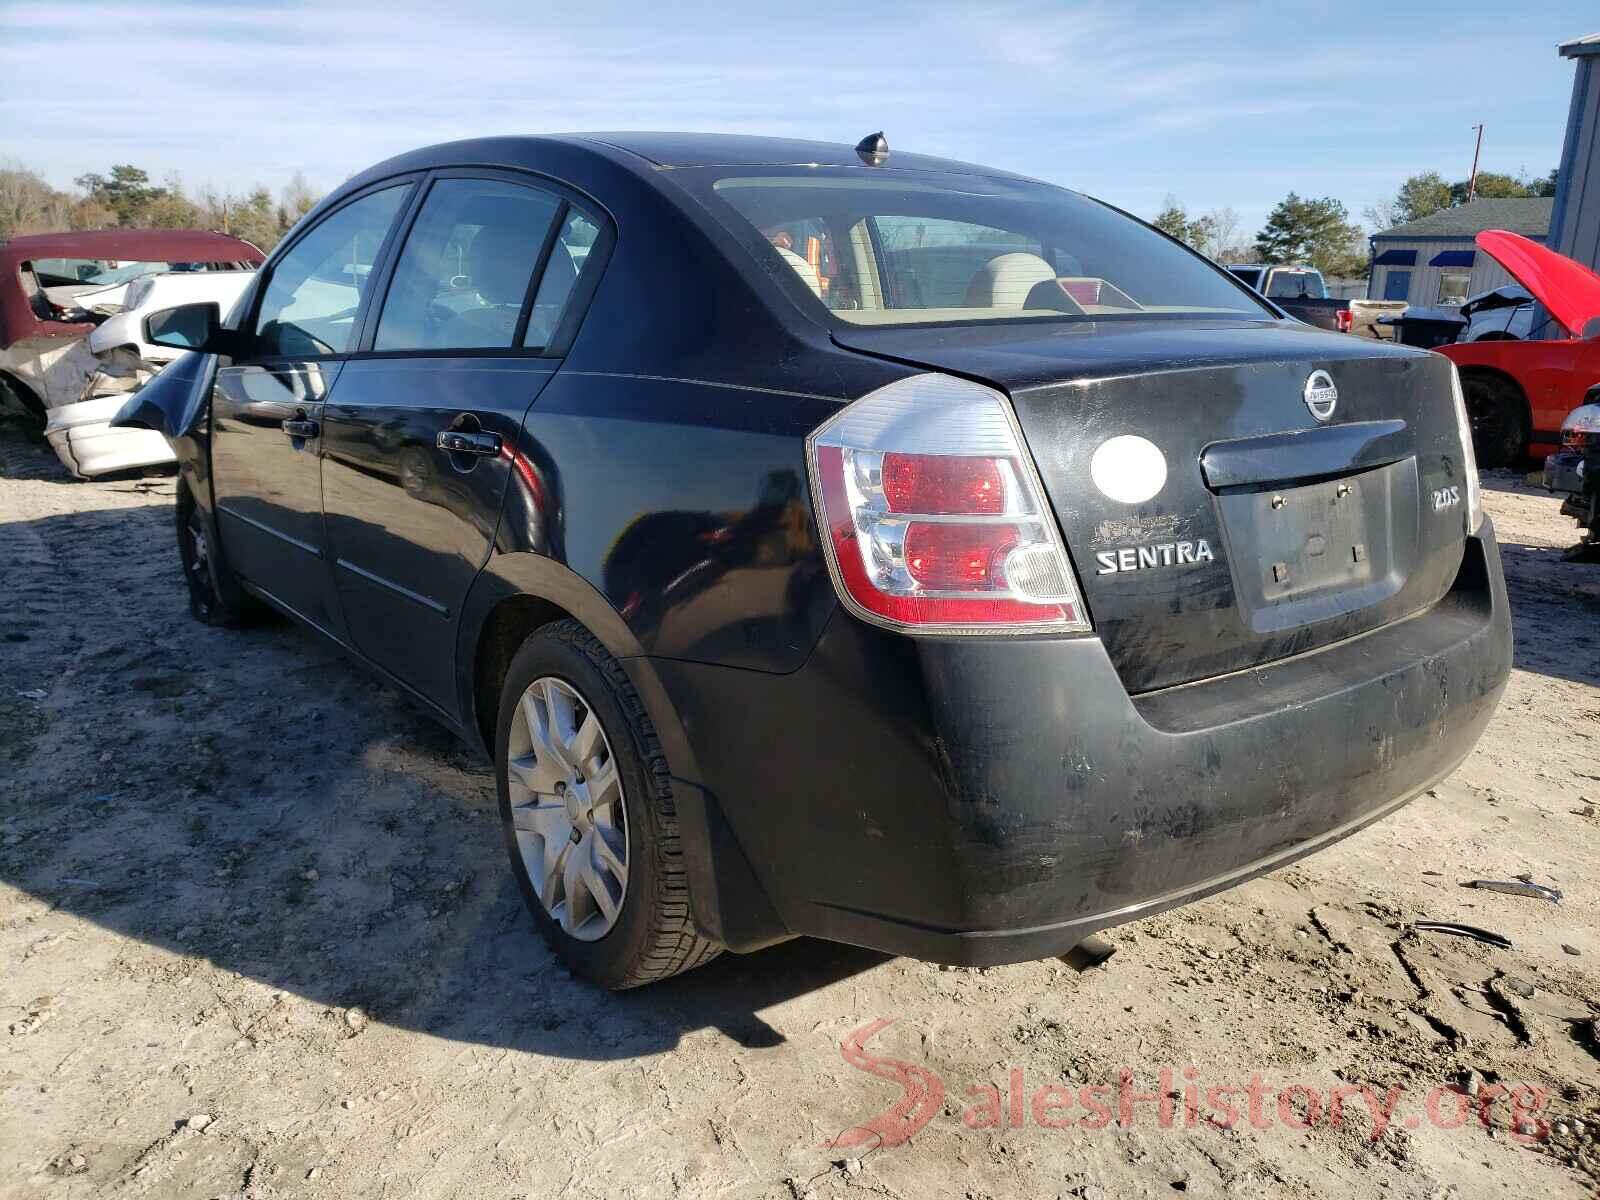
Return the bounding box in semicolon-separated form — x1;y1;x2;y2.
1336;309;1353;333
806;373;1090;634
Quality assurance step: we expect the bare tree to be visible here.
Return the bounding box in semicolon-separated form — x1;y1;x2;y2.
0;161;75;238
1203;206;1244;261
1362;198;1398;234
280;171;318;222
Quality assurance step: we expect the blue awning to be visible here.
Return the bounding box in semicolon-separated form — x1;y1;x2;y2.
1429;250;1475;267
1372;249;1417;266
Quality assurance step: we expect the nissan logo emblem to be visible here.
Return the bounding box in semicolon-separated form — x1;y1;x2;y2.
1304;370;1338;422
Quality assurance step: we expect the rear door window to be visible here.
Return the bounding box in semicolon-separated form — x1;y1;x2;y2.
252;185;410;357
376;178;562;351
522;209;602;352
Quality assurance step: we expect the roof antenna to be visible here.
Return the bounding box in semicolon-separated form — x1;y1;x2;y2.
856;132;889;167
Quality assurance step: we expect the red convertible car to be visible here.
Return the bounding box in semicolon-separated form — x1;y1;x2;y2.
1442;231;1600;467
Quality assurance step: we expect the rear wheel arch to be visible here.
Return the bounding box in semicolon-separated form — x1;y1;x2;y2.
472;593;575;756
461;554;651;762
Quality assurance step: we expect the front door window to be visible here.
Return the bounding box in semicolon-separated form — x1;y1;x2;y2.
251;185;410;357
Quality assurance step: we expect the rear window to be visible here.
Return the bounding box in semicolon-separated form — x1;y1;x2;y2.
678;168;1268;327
1264;270;1326;299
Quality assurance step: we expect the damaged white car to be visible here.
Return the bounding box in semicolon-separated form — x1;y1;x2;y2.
0;229;261;476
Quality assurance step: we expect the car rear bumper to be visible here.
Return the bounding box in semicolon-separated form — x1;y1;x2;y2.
1544;448;1585;497
44;393;175;478
650;523;1511;965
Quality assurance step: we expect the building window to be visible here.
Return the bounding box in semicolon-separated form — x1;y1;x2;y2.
1382;270;1411;301
1436;270;1472;307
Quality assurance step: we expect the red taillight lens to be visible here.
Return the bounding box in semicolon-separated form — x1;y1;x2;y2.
903;521;1018;588
883;452;1008;514
1565;429;1594;449
807;374;1090;635
1336;309;1353;333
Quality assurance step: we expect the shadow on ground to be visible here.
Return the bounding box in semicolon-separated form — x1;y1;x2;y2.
1493;536;1600;690
0;490;886;1065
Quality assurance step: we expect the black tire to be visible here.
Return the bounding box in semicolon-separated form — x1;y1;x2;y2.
1459;372;1529;469
0;375;46;435
177;487;263;627
495;619;721;989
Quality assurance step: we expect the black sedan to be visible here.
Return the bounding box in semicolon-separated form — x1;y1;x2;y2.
121;133;1511;988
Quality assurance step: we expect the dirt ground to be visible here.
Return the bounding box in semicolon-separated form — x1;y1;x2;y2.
1;423;1597;1200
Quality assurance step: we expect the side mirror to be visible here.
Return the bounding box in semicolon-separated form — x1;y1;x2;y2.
143;302;237;354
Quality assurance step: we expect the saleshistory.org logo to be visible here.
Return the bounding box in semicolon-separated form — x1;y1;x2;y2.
825;1020;1552;1149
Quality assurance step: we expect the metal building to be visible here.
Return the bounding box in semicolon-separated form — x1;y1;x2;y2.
1366;198;1552;309
1550;32;1600;272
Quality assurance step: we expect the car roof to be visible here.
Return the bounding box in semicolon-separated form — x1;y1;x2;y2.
0;228;265;266
556;132;1037;179
342;133;1044;196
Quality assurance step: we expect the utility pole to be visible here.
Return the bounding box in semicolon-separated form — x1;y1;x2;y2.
1467;124;1485;203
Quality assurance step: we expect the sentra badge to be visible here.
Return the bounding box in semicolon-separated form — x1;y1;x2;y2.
1094;539;1214;575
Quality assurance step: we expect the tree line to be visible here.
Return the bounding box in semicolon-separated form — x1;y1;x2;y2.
0;162;323;252
4;156;1558;282
1155;166;1556;279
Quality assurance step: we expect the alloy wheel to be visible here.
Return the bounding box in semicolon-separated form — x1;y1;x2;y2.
505;676;629;941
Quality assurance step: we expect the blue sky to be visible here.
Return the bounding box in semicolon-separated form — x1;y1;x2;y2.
1;1;1590;238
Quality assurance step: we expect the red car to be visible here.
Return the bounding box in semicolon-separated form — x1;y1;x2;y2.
1441;231;1600;467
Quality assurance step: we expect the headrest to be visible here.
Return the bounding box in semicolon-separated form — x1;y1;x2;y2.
964;252;1058;308
468;224;541;304
775;246;823;298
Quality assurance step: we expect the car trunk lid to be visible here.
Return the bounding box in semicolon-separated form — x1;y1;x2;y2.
832;318;1470;692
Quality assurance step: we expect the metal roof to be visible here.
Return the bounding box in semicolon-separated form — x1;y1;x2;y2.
1559;32;1600;57
1371;197;1554;240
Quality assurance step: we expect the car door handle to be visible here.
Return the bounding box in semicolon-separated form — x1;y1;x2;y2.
437;430;502;456
281;418;319;438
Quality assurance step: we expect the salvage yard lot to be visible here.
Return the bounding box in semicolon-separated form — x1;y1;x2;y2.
1;426;1596;1200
